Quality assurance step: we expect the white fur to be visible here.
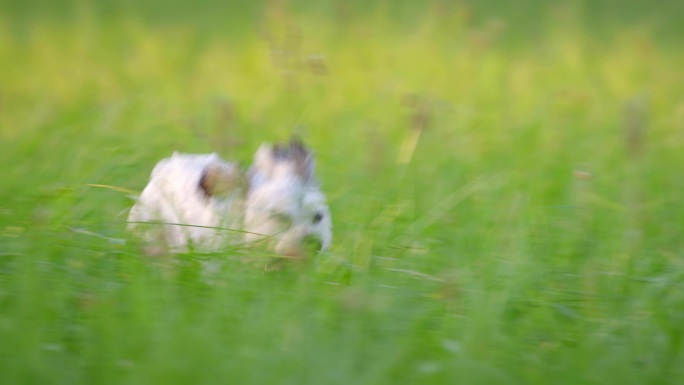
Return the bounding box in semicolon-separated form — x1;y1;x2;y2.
128;143;332;257
127;152;244;253
244;145;332;256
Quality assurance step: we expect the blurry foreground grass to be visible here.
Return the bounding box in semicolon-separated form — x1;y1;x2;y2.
1;1;684;384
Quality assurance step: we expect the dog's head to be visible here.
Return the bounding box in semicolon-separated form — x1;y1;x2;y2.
244;139;332;257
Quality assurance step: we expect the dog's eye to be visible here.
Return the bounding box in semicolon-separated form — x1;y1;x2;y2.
312;212;324;224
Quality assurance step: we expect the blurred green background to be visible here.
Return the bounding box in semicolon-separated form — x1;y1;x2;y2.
1;1;683;384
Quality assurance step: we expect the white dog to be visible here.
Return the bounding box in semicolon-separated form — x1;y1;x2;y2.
127;140;332;257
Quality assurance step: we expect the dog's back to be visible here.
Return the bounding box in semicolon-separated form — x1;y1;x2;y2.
128;152;245;253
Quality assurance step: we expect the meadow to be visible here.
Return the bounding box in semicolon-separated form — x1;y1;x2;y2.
1;1;683;384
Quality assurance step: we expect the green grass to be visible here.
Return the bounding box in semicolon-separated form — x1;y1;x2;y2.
1;1;684;384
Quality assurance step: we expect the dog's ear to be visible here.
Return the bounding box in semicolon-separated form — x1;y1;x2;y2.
198;162;245;198
252;143;276;175
286;137;315;183
253;138;315;182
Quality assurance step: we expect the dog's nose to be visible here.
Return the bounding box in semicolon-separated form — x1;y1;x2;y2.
302;235;323;255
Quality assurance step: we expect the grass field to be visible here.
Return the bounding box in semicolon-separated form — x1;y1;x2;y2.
1;1;684;384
